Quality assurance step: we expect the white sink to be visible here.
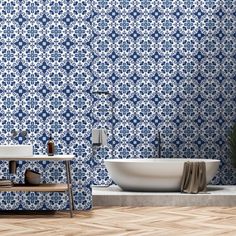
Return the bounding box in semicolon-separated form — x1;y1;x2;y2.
0;145;33;158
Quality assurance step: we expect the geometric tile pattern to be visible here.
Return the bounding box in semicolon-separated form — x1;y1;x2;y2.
0;1;235;210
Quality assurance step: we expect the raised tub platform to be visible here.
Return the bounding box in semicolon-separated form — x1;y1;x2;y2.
92;185;236;207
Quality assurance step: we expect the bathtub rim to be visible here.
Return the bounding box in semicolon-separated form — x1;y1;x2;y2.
104;158;221;163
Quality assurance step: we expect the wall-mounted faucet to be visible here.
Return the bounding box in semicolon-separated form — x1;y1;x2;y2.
11;130;28;141
156;130;161;158
10;129;28;173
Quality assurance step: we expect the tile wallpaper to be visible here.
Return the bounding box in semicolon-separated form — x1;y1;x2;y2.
0;0;235;210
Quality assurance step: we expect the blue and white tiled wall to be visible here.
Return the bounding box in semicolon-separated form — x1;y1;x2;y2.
0;1;235;210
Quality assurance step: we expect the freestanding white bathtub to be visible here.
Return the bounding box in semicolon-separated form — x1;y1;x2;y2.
104;159;220;191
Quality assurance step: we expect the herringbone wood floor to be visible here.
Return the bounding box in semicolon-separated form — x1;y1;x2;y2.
0;207;236;236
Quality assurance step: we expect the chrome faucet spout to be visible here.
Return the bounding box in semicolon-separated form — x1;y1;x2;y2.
158;131;161;158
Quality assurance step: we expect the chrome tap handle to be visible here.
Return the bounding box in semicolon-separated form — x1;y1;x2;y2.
21;130;28;138
11;129;18;139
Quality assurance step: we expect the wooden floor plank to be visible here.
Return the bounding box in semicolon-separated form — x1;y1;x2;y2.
0;207;235;235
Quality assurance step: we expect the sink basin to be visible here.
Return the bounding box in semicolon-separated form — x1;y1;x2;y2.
0;145;33;158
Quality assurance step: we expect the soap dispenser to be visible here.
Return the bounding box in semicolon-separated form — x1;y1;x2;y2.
47;134;55;156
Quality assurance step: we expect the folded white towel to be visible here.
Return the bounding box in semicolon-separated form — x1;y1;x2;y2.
92;129;108;147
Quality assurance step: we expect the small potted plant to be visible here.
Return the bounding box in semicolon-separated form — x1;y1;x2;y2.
229;124;236;168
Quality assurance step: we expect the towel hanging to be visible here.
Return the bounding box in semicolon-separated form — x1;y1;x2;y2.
180;161;206;194
92;129;108;147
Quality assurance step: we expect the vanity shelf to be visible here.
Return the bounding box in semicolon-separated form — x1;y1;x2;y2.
0;183;70;192
0;155;75;217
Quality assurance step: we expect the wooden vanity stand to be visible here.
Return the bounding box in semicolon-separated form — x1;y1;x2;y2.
0;155;75;217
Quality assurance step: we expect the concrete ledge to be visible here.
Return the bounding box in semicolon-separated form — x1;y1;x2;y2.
92;185;236;207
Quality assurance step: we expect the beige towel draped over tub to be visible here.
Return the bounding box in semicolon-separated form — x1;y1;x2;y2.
180;161;206;194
